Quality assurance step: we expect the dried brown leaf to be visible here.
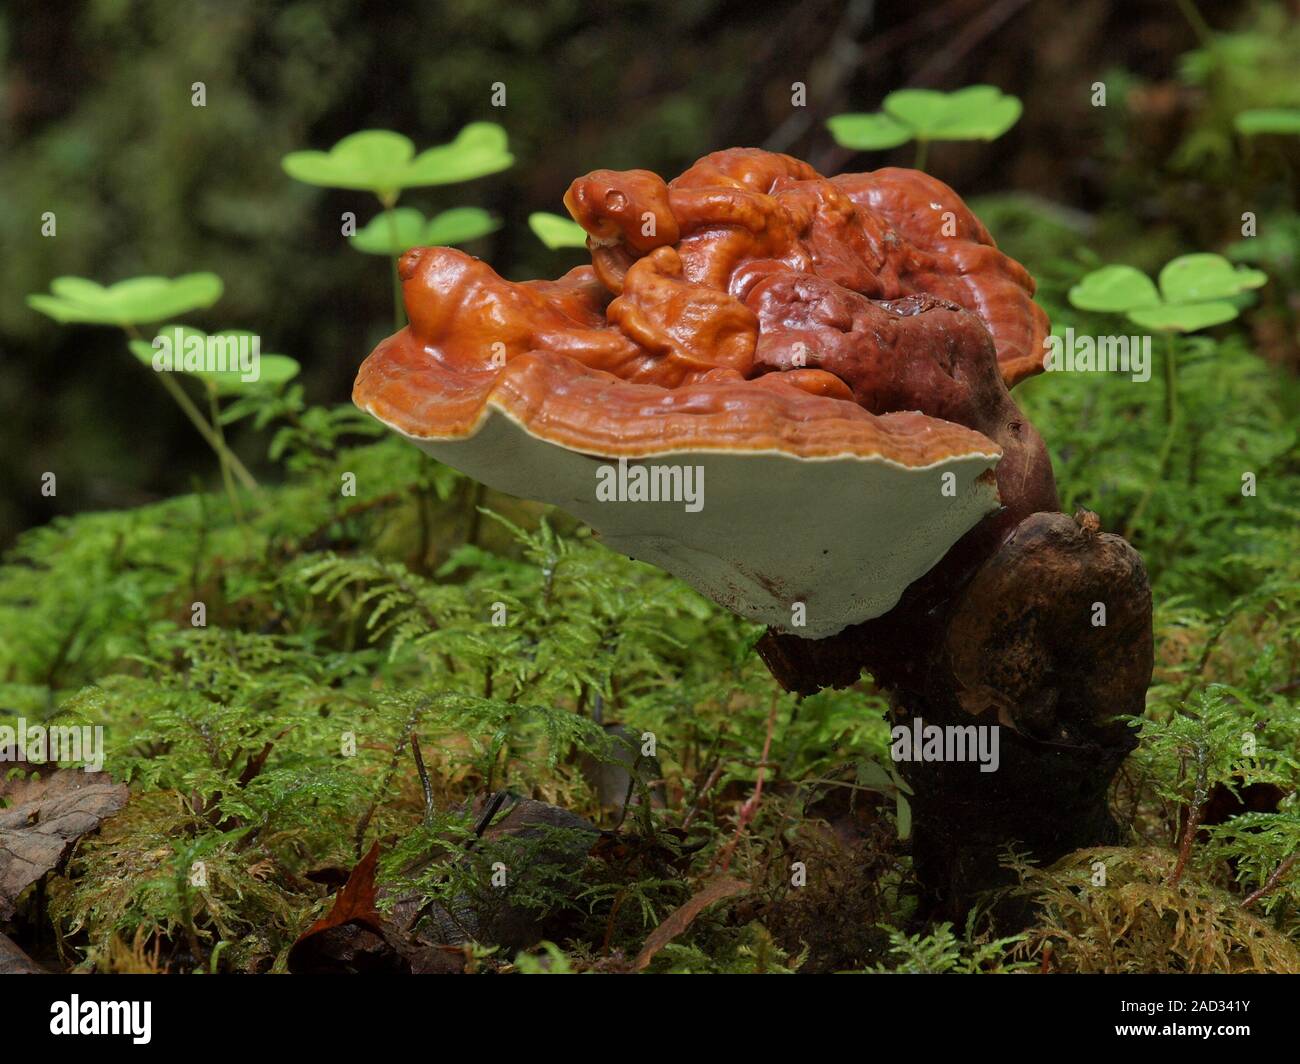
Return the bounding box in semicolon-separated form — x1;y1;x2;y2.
633;875;747;972
0;768;129;918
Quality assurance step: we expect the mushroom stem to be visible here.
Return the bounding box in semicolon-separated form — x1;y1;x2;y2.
757;509;1153;925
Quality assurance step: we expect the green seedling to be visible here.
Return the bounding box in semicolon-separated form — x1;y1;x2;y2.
27;273;223;326
826;85;1022;170
283;124;513;329
27;273;261;501
1068;253;1268;538
128;325;299;520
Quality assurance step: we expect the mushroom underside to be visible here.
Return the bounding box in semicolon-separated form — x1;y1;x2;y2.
386;402;1001;638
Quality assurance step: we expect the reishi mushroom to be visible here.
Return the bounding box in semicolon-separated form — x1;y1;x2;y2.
355;150;1052;637
354;147;1153;920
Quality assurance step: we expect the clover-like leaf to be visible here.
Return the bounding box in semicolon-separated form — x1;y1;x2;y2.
1068;265;1161;313
1233;109;1300;136
129;325;300;394
1069;254;1267;334
883;85;1022;141
283;130;410;191
423;206;501;245
402;124;514;188
350;207;501;255
825;112;914;150
282;123;512;195
27;273;223;327
349;207;428;256
1126;302;1240;333
529;212;590;250
1158;253;1268;304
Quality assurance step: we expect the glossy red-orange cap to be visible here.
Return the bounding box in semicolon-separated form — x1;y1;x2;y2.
353;147;1059;636
354;245;1005;638
831;167;1051;387
357;244;999;460
559;151;1049;388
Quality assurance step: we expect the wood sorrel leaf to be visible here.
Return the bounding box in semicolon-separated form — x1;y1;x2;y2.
282;123;512;196
351;207;501;255
883;85;1022;141
27;273;224;327
349;207;427;255
129;325;299;393
422;207;501;245
1126;301;1239;333
528;211;589;249
1068;265;1161;313
825;112;914;150
1158;253;1268;304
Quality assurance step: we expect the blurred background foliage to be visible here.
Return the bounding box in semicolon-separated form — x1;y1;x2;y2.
3;0;1298;548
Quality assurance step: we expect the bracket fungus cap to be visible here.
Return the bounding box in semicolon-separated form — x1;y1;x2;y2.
355;148;1053;638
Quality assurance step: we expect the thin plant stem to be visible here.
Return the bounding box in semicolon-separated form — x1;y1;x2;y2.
157;365;260;492
1124;331;1178;541
380;191;405;332
913;138;929;171
206;382;244;524
464;480;485;546
713;695;779;875
123;326;259;491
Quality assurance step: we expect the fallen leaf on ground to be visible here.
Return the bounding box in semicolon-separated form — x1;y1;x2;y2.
0;930;44;974
291;795;601;972
634;875;747;971
287;842;403;974
0;767;129;919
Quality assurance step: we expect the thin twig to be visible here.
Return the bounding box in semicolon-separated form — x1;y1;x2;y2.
1169;756;1208;888
411;730;434;824
353;704;423;857
471;790;509;842
714;697;779;874
1242;854;1298;909
682;760;723;832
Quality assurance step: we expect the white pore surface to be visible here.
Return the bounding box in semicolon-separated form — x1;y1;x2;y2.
401;408;1001;639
